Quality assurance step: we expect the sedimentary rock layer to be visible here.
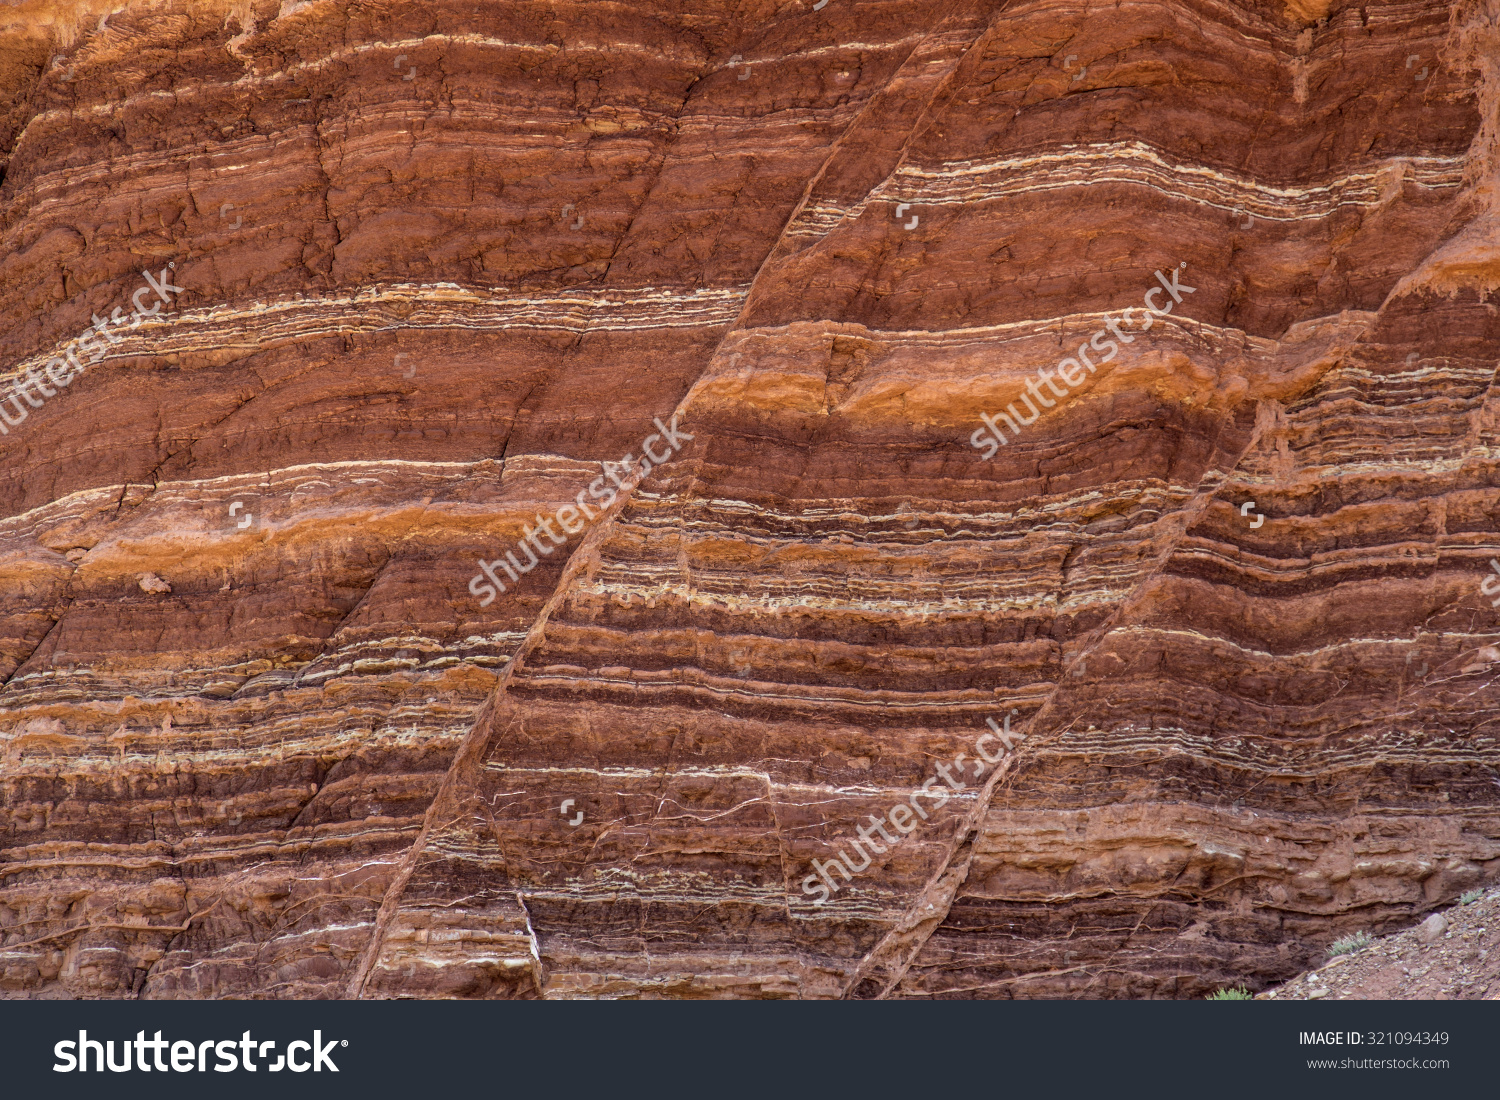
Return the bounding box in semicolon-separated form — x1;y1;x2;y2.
1;0;1498;999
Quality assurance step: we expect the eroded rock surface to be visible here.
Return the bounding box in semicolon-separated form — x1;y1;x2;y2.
1;0;1498;999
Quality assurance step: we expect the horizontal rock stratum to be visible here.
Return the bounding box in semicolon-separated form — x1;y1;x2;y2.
1;0;1498;999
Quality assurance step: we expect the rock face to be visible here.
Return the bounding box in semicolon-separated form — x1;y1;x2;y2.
1;0;1498;999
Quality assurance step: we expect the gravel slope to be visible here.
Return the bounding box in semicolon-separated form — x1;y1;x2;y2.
1261;890;1500;1001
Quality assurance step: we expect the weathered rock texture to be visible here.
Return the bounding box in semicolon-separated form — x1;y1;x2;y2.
1;0;1498;999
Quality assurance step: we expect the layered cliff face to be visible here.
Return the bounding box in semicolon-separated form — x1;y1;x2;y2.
1;0;1497;1000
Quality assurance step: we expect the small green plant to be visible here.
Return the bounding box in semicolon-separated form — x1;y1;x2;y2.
1206;986;1252;1000
1459;888;1484;905
1328;931;1372;956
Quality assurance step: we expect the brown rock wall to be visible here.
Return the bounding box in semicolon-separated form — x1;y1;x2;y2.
2;0;1498;999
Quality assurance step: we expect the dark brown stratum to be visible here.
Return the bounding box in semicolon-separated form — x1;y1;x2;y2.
1;0;1498;1000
